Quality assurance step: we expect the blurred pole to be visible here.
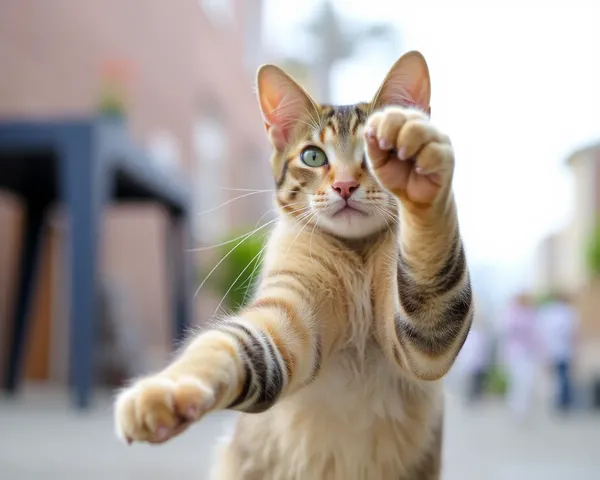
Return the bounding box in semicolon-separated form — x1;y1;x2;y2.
306;1;346;102
243;0;264;72
304;0;397;103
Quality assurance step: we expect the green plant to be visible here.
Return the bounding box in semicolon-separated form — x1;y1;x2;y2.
97;86;127;117
484;366;508;397
586;223;600;276
96;59;132;118
533;292;553;307
202;229;267;311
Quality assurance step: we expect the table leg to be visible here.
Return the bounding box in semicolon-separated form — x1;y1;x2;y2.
3;203;46;393
59;126;107;409
167;214;193;346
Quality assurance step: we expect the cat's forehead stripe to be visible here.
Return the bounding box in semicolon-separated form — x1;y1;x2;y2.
277;102;370;195
320;103;369;139
325;119;337;135
325;105;353;137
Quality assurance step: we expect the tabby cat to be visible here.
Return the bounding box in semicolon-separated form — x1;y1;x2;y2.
114;50;473;480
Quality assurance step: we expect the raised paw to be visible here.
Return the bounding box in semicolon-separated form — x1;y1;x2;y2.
114;375;215;445
364;106;454;206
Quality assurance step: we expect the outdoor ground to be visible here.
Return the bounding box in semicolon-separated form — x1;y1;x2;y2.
1;384;599;479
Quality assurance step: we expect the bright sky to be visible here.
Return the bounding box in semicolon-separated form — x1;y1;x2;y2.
262;0;600;295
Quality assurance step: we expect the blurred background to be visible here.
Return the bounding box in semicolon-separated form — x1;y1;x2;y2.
1;1;599;479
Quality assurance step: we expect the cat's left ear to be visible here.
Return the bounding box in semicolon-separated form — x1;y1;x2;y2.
257;65;317;151
372;51;431;114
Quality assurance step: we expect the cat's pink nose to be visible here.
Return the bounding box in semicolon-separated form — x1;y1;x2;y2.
332;180;359;200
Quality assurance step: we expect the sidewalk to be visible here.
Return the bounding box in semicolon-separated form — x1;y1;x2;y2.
1;385;598;479
442;392;599;479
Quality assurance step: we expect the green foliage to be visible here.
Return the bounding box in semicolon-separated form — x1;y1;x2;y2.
532;292;553;307
586;224;600;276
97;86;126;118
484;366;508;397
202;229;267;312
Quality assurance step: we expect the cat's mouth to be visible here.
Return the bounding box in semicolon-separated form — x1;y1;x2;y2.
331;203;368;218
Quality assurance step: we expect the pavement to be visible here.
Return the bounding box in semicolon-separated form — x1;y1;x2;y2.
1;384;599;479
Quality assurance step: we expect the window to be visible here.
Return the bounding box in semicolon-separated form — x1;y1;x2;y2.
193;115;227;243
239;144;273;223
200;0;233;26
147;130;181;172
243;0;263;71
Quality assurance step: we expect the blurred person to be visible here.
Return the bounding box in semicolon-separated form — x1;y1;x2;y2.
538;292;578;413
502;293;540;423
461;325;490;404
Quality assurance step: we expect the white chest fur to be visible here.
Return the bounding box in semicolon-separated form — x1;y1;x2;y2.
252;345;443;480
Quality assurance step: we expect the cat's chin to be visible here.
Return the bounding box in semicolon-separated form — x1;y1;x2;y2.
318;212;388;240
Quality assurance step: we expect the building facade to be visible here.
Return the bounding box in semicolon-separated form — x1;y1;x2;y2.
0;0;272;383
532;143;600;379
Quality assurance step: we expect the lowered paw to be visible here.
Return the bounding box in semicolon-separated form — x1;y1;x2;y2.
114;375;215;445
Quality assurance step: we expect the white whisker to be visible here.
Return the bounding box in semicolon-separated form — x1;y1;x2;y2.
211;241;270;318
219;187;274;193
196;190;274;217
187;202;311;253
193;217;280;298
308;214;320;262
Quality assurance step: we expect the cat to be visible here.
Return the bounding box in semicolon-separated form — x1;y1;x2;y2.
113;50;473;480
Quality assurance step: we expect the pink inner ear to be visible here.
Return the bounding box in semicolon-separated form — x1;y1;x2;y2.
380;81;429;111
375;53;431;112
404;100;431;115
378;89;427;112
268;125;287;151
263;96;304;150
258;66;315;151
262;89;294;145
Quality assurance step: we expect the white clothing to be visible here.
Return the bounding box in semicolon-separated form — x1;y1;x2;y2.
506;350;537;420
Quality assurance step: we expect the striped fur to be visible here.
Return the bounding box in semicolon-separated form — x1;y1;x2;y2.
113;51;472;480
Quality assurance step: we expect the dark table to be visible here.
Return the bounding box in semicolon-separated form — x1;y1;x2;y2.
0;117;194;409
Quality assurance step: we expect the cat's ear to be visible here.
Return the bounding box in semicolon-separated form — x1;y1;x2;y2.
372;51;431;114
257;65;317;151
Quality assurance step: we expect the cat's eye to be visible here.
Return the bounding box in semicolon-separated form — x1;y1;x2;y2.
300;146;328;168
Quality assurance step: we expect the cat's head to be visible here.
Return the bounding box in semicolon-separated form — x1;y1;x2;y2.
257;51;431;240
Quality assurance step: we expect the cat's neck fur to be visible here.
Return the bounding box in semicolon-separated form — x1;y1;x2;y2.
327;226;394;257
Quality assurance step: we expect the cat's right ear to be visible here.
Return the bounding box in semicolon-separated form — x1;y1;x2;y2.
257;65;316;151
371;51;431;114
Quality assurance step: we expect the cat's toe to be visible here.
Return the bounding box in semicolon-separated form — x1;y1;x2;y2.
114;375;215;444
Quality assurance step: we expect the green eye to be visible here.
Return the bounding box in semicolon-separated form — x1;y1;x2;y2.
300;146;328;167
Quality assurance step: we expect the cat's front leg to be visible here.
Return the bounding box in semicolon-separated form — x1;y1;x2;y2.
364;105;473;381
113;328;243;445
114;283;320;444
